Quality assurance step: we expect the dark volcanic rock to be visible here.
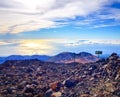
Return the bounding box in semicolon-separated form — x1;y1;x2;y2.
50;82;62;92
24;87;34;93
45;89;53;97
64;79;77;88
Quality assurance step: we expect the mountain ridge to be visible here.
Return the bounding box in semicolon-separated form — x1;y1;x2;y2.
0;52;98;64
0;55;50;64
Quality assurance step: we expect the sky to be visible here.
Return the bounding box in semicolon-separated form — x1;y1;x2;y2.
0;0;120;56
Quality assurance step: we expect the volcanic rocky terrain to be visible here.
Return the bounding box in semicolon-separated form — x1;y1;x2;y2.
0;53;120;97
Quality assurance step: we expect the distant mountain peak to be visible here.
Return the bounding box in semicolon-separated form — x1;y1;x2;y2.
78;52;92;56
47;52;98;64
57;52;75;55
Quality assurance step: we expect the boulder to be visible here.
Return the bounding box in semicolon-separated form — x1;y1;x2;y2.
79;94;90;97
50;82;62;92
6;87;14;94
26;68;33;73
109;53;119;60
117;58;120;63
24;85;34;94
112;89;120;96
52;92;62;97
110;53;117;56
45;89;53;97
109;56;118;61
64;79;77;88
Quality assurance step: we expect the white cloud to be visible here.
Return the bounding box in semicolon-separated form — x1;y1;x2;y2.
91;23;120;28
96;8;120;20
65;39;120;46
0;39;20;46
0;0;114;34
0;39;120;56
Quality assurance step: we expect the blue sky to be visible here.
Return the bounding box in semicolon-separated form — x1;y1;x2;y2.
0;0;120;56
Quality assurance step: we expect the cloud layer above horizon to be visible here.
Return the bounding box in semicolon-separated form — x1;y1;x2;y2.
0;0;120;34
0;39;120;56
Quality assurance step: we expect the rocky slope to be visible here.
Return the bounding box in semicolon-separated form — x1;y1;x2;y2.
0;53;119;97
